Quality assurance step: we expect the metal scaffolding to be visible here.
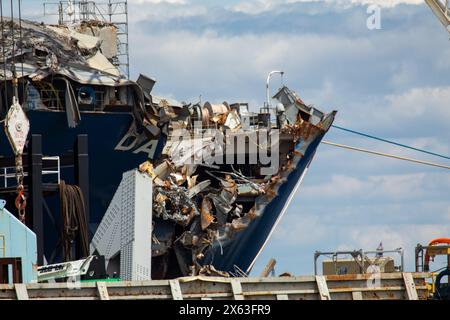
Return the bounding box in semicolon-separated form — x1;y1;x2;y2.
43;0;130;79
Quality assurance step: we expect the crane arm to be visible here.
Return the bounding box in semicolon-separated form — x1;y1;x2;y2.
425;0;450;32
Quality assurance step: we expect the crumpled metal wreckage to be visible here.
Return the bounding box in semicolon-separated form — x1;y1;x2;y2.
139;102;332;278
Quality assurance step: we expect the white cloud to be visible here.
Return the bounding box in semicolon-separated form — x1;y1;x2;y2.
302;174;366;197
301;172;450;200
274;214;329;246
386;86;450;120
273;210;450;251
231;0;423;15
347;224;450;256
270;209;450;272
129;0;188;4
127;0;206;22
346;0;423;6
368;173;426;199
129;30;377;101
326;85;450;138
389;62;419;87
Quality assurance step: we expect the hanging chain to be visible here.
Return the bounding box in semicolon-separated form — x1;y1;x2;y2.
14;153;26;222
12;67;27;223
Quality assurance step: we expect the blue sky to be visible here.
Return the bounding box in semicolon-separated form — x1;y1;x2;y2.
17;0;450;275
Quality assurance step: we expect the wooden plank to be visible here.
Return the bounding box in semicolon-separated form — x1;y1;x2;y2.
352;291;363;300
403;272;419;300
96;282;110;300
169;279;183;300
315;275;331;300
230;279;245;300
260;258;277;277
14;283;29;300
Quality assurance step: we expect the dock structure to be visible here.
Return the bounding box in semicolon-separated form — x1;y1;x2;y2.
0;273;429;300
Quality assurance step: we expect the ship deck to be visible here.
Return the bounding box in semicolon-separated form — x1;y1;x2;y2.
0;272;430;300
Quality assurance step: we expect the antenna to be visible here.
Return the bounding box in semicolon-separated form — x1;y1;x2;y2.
266;70;284;108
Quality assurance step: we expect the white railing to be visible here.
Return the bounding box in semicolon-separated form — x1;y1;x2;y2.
0;156;61;189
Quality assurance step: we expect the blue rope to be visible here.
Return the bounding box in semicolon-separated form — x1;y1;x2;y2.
331;125;450;161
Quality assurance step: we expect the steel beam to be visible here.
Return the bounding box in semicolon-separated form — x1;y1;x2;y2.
74;134;90;258
28;134;44;265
